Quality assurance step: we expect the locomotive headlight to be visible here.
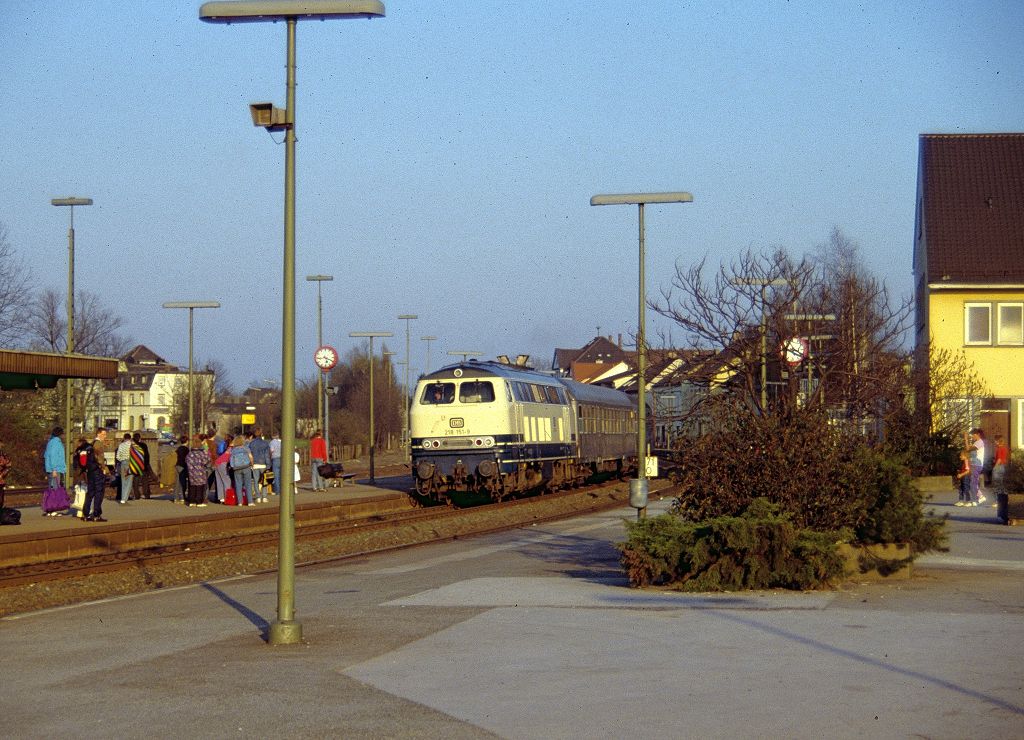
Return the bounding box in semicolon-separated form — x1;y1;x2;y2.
472;437;495;447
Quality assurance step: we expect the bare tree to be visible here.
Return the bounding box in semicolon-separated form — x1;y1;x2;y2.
651;233;913;433
0;224;31;348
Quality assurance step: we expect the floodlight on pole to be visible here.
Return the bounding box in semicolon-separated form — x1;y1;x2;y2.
200;0;385;648
397;314;416;458
349;331;393;483
51;197;92;483
162;302;220;442
590;191;694;518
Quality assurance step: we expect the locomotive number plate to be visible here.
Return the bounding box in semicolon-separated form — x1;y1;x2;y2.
450;417;464;428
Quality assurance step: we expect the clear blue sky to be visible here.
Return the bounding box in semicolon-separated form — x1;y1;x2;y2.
3;1;1022;389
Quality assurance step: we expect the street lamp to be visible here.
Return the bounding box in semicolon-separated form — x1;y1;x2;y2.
51;196;92;481
349;331;393;483
590;191;694;517
306;274;334;441
162;302;220;441
448;350;483;363
397;314;416;458
421;335;437;374
200;0;385;648
734;277;789;410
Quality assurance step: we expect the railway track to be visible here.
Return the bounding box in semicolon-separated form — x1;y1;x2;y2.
0;480;671;593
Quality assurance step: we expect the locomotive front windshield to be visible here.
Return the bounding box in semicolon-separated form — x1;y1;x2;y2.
420;380;495;404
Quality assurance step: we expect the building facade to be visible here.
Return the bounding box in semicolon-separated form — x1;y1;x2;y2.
914;133;1024;447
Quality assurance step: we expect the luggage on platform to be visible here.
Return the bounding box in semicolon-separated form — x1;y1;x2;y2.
224;487;237;506
42;484;71;514
1;507;21;525
72;483;87;518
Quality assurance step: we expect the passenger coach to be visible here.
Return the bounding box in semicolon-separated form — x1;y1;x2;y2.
410;360;637;504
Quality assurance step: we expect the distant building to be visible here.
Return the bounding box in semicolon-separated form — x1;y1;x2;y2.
552;335;633;382
87;344;215;433
913;133;1024;447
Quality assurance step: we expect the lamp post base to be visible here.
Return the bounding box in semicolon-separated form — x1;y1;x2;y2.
268;619;303;645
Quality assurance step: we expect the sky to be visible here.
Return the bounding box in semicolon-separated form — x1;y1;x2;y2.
2;0;1022;391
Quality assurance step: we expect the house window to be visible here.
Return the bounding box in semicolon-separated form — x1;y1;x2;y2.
997;303;1023;345
964;303;991;345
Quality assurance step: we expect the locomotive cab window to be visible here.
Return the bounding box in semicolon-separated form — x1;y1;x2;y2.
421;383;455;404
458;381;495;403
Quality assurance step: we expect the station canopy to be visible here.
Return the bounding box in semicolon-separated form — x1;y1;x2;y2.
0;349;121;391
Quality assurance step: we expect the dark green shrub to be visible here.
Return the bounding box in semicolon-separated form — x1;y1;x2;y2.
852;448;946;554
617;499;848;591
1005;450;1024;494
669;403;946;555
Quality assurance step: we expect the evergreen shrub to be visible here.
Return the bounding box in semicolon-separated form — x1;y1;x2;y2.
617;499;848;590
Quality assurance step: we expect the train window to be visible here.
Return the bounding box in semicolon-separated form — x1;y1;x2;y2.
544;386;560;404
555;387;568;405
421;383;455;404
458;381;495;403
530;384;547;403
513;382;531;402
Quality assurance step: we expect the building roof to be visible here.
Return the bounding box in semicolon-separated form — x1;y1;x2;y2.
552;336;633;378
919;133;1024;284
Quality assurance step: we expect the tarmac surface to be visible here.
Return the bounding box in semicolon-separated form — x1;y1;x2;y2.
1;481;1022;739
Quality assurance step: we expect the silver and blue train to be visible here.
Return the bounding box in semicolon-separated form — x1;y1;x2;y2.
410;360;637;504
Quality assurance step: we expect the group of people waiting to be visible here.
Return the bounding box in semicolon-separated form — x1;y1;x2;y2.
166;428;297;507
37;425;325;519
955;428;1009;507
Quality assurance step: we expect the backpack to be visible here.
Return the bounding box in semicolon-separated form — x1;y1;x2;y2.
75;443;95;473
229;445;251;470
1;507;21;526
128;443;145;476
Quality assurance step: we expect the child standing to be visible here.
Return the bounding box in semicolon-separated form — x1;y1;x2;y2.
954;448;972;506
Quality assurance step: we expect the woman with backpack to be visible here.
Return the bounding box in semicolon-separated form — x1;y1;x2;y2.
185;436;211;507
229;437;256;505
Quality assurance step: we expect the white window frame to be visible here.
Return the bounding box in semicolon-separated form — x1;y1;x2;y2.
964;302;992;345
997;302;1024;346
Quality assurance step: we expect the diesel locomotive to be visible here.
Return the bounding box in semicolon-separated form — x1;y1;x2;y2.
409;359;637;504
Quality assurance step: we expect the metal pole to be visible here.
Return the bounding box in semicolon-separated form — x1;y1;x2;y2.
270;17;301;646
422;335;437;374
636;202;647;520
66;211;75;475
761;284;768;410
187;307;195;441
324;376;330;460
399;314;416;458
368;335;376;483
316;280;324;437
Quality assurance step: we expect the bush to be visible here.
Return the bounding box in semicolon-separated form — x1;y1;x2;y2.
1005;450;1024;494
617;499;848;591
669;403;946;555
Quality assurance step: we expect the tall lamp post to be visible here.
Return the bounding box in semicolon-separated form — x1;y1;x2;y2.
590;192;693;518
421;335;437;374
307;274;334;439
200;0;385;647
162;302;220;441
51;196;92;481
397;314;416;457
349;331;392;483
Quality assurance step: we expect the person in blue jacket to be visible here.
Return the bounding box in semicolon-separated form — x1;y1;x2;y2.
44;426;66;488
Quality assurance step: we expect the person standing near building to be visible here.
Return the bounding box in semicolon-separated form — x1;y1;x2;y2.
81;428;109;522
269;431;282;496
309;430;327;492
229;436;256;505
991;434;1009;506
115;433;135;504
968;428;987;506
44;426;66;489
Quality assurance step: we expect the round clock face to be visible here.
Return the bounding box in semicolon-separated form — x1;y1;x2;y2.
781;337;807;366
314;345;338;370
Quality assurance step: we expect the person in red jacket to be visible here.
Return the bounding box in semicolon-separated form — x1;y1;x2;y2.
991;434;1009;504
310;430;328;492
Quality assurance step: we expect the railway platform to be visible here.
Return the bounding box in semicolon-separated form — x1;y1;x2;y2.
0;472;415;569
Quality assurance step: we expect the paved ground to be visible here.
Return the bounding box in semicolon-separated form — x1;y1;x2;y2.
1;483;1021;739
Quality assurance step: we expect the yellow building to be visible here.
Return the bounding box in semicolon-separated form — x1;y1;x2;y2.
914;133;1024;448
